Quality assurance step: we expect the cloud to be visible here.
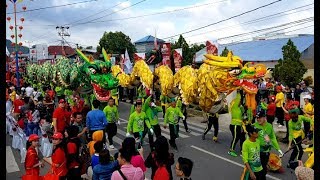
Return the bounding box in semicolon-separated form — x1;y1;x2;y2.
6;0;314;48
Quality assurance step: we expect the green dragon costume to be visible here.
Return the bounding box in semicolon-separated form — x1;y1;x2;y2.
25;48;119;104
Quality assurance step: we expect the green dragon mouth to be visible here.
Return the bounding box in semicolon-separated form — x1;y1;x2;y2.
92;83;111;102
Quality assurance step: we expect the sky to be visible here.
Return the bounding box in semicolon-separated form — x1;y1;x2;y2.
6;0;314;49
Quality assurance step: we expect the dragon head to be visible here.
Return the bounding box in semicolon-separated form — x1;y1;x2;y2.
233;62;268;94
76;48;119;102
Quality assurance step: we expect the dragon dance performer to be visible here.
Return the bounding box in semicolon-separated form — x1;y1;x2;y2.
160;95;171;118
241;125;265;180
202;97;228;142
137;85;147;103
111;88;119;106
103;98;120;149
126;100;153;147
283;108;313;166
163;99;185;151
228;91;246;157
177;97;191;133
253;110;283;177
142;95;163;150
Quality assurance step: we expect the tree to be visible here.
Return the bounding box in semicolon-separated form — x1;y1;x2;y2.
273;39;307;87
220;47;229;57
97;31;136;60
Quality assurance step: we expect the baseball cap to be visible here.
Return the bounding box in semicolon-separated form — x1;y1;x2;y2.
269;95;275;101
59;99;66;103
289;108;300;114
256;110;266;118
52;132;64;140
28;134;39;142
303;95;311;99
136;99;142;105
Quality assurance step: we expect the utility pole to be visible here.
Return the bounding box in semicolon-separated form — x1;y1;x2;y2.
56;26;70;56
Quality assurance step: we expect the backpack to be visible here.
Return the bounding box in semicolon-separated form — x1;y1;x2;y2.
79;145;91;175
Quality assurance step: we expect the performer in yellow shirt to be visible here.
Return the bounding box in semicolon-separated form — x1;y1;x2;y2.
302;94;313;140
275;86;284;127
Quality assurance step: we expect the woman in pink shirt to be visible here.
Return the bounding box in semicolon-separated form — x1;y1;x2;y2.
122;137;146;172
111;148;144;180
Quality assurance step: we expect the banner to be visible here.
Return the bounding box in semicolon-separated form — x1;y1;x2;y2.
124;49;133;74
161;43;171;67
206;41;218;55
173;48;182;72
134;53;145;61
120;54;125;71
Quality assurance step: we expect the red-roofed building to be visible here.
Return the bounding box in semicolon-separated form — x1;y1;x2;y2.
48;46;76;59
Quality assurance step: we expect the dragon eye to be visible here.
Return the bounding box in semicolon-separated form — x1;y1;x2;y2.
89;68;96;74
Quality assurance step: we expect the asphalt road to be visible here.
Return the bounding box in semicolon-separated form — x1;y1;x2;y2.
6;101;308;180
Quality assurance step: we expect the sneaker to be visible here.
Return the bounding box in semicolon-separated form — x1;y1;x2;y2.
202;134;205;140
109;145;115;149
228;150;238;157
213;136;218;142
186;129;191;133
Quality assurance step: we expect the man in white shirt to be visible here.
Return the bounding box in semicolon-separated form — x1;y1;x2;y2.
25;84;34;97
32;87;41;101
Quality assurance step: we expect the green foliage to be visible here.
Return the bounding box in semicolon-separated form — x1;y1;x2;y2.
171;35;205;67
273;39;307;87
97;31;136;60
220;47;229;57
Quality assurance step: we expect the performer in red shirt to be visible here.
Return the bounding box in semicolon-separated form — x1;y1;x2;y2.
53;99;68;134
44;132;68;178
65;126;81;179
12;94;25;120
266;95;276;124
24;134;43;176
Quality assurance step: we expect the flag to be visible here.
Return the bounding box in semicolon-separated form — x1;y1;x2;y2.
154;30;158;50
124;49;132;74
6;47;10;56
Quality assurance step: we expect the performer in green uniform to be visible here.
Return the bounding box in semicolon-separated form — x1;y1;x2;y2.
285;108;313;166
142;95;163;150
241;125;265;180
163;99;185;151
126;100;153;147
253;110;283;177
228;91;246;157
103;98;120;149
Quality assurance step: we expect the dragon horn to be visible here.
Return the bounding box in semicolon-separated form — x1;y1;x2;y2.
102;48;110;62
76;49;94;64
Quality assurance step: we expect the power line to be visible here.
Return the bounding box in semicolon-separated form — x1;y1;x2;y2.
162;0;284;39
221;24;314;50
71;0;148;27
217;17;313;41
64;0;130;26
6;0;98;14
184;3;313;39
191;19;313;45
69;0;228;25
